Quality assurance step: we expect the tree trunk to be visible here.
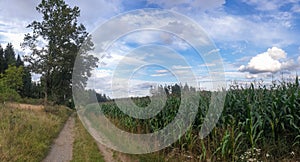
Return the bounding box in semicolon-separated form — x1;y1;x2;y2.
44;85;48;107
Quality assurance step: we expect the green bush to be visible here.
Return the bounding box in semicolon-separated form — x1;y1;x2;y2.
0;86;21;103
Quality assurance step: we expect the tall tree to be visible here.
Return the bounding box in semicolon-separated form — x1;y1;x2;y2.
0;45;4;73
22;0;98;105
1;65;23;92
16;54;24;67
20;67;32;98
4;43;16;69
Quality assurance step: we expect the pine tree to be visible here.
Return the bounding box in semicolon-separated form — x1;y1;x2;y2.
16;54;24;67
4;43;16;69
0;45;4;73
20;67;32;98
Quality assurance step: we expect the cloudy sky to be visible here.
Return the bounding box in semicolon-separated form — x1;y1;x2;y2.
1;0;300;97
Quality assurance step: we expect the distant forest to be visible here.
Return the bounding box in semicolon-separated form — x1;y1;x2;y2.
0;43;42;100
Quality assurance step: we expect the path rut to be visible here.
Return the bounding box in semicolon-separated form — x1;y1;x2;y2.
82;116;134;162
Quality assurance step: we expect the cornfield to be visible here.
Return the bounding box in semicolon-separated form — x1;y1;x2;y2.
85;77;300;161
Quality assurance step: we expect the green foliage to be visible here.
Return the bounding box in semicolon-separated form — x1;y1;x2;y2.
0;82;21;102
96;78;300;161
22;0;98;105
1;65;23;91
19;67;33;97
0;65;24;102
0;45;4;73
3;43;16;69
71;115;105;162
16;54;24;67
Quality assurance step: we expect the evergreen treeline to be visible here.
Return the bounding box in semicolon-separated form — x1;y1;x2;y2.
0;43;43;102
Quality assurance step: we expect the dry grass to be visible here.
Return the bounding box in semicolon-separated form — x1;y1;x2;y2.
0;103;71;161
71;115;105;162
6;102;44;111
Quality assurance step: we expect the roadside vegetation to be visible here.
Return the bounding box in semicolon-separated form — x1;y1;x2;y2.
72;115;105;162
0;104;71;161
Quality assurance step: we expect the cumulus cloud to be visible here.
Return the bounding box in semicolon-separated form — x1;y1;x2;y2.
238;47;295;74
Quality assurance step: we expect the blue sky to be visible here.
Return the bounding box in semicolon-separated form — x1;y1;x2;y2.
1;0;300;97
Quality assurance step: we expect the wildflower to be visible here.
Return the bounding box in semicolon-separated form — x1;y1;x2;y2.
248;158;256;162
290;151;295;156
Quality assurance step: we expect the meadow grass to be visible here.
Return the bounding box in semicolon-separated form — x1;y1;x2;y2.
71;114;105;162
0;104;71;161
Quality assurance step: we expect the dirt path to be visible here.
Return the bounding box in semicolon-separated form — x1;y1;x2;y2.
43;113;133;162
43;115;75;162
95;142;134;162
82;116;134;162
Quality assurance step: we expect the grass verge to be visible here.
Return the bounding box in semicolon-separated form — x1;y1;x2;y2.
0;103;71;161
71;114;105;162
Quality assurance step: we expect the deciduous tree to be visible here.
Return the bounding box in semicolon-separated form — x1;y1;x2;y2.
22;0;98;105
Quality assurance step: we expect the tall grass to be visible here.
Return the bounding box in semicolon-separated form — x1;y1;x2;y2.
92;77;300;161
0;104;71;161
71;115;105;162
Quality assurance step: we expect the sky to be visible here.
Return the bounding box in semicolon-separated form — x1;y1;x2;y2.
1;0;300;97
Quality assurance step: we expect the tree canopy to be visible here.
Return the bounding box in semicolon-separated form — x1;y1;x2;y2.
22;0;98;105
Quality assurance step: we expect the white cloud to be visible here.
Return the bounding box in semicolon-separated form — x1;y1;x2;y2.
0;18;33;52
206;49;220;55
292;4;300;13
0;0;122;53
120;30;190;50
0;0;40;21
242;0;281;11
266;47;287;59
151;73;169;77
246;74;259;79
242;0;300;12
172;65;192;70
238;47;296;74
198;63;217;67
155;69;169;73
298;56;300;63
65;0;122;30
198;13;295;47
281;59;296;70
123;31;159;45
146;0;225;13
